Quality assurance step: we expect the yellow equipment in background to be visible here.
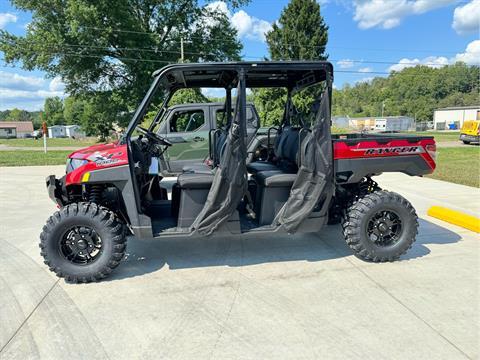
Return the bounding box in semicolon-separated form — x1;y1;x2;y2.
459;120;480;144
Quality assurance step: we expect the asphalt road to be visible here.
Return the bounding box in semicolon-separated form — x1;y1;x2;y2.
0;166;478;359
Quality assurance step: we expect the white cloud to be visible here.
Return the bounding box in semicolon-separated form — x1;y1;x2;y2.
452;0;480;34
358;67;373;73
201;87;226;98
0;71;45;90
0;88;63;99
231;10;272;41
0;13;17;29
388;40;480;72
352;0;457;29
355;77;374;84
337;59;355;68
0;72;66;111
454;39;480;65
49;76;65;92
206;1;271;42
388;56;450;72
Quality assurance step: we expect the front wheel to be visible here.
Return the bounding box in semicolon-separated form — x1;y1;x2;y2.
463;140;471;144
342;190;418;262
40;202;126;283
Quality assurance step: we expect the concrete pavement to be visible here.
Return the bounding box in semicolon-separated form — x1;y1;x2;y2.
0;165;478;359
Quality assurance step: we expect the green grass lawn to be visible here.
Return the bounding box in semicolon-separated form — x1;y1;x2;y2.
0;151;72;166
406;131;460;143
0;137;98;147
427;146;480;188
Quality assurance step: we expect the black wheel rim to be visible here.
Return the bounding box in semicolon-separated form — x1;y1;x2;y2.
366;210;403;247
59;226;103;265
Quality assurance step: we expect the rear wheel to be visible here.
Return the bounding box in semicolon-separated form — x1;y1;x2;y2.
342;190;418;262
463;140;471;144
40;202;126;283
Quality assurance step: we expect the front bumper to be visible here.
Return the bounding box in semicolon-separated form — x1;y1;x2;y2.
460;134;480;143
46;175;67;206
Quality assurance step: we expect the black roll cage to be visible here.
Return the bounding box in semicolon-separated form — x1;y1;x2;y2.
122;61;333;217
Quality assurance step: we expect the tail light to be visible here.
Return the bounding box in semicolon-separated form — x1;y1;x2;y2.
426;144;436;162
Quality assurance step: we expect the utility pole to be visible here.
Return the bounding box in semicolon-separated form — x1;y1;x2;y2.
41;112;47;154
180;37;184;63
381;101;385;117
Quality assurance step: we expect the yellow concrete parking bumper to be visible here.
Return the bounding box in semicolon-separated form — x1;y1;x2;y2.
428;206;480;233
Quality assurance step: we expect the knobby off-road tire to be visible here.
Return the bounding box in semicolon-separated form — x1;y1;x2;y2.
342;190;418;262
40;202;126;283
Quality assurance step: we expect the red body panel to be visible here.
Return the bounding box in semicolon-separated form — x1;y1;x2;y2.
66;142;129;185
333;138;436;171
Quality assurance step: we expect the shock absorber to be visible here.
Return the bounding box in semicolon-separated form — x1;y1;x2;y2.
88;185;103;204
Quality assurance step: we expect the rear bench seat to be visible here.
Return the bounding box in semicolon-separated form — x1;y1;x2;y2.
250;127;304;225
246;126;300;175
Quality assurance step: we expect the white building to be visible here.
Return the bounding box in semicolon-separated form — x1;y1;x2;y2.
48;125;66;138
433;106;480;130
65;125;86;138
0;121;34;138
332;116;414;132
48;125;86;138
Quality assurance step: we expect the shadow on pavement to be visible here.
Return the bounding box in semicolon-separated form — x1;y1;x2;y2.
106;218;462;282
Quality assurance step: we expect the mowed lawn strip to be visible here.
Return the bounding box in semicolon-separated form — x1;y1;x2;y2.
427;146;480;188
396;131;461;143
0;151;72;166
0;137;98;147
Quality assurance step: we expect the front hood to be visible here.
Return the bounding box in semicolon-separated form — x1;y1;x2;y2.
65;141;129;185
69;142;121;160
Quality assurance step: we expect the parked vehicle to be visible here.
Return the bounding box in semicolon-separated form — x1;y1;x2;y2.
155;102;271;174
32;130;43;139
459;120;480;144
40;61;437;282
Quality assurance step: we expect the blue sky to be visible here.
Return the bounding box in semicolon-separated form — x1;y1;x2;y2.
0;0;479;110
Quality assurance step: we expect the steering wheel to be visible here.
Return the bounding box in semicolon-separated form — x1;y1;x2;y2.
137;126;173;147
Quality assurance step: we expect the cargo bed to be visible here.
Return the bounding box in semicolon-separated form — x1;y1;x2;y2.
332;133;436;184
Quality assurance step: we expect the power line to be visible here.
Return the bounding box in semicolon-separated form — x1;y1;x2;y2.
77;24;464;55
3;42;477;67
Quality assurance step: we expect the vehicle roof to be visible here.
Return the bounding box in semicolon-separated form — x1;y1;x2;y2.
167;102;255;110
153;61;333;90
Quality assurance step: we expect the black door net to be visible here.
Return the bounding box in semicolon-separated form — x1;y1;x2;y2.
274;86;333;233
190;76;247;235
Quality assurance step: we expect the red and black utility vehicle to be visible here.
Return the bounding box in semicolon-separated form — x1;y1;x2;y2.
41;61;436;282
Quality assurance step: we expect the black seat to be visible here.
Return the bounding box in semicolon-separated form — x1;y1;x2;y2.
182;163;211;174
177;172;214;189
251;128;302;225
247;126;300;175
255;170;296;187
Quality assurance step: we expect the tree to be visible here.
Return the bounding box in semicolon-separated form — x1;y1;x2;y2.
168;89;210;106
44;97;64;125
63;96;86;125
254;0;329;126
332;63;480;122
266;0;328;61
1;0;247;135
5;108;32;121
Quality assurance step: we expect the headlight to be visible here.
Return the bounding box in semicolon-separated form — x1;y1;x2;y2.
66;158;88;173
